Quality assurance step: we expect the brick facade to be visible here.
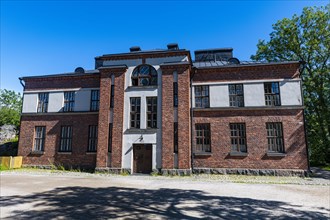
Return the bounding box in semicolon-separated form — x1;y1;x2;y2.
161;67;175;169
177;66;191;169
192;108;307;170
96;70;112;168
18;47;308;175
193;63;300;83
18;114;98;169
24;74;100;91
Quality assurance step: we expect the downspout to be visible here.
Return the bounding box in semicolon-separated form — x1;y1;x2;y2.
19;77;25;89
299;61;310;174
17;77;25;156
190;67;196;173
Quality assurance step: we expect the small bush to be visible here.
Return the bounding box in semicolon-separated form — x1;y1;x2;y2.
120;169;130;176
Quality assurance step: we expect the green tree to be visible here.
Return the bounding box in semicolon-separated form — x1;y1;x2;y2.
0;89;22;127
251;4;330;164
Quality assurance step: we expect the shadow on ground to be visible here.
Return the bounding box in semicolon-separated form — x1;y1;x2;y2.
1;186;329;219
311;167;330;180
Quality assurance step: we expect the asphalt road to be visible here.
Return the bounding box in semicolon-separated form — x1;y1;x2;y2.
1;172;329;219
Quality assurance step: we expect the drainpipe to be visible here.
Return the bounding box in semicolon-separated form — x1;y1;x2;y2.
17;77;25;156
299;61;311;174
190;67;196;173
19;77;25;89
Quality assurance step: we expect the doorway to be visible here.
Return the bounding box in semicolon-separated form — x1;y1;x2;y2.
133;144;152;174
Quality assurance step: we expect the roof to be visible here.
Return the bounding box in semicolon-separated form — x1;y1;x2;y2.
193;60;300;69
19;60;300;80
20;69;100;80
95;49;189;59
194;48;233;53
161;60;190;65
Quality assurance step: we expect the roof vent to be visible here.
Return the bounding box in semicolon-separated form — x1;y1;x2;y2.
228;57;240;64
130;46;141;52
74;67;85;73
167;43;179;50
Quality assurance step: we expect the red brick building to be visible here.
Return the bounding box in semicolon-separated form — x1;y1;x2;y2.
18;45;309;176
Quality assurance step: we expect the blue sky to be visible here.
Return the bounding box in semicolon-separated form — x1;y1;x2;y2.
1;0;328;93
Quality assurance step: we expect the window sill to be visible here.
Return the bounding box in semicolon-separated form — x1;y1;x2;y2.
126;85;158;90
57;152;72;155
266;152;286;157
194;152;212;157
125;128;158;134
30;151;44;155
86;152;97;154
229;151;248;157
194;106;210;109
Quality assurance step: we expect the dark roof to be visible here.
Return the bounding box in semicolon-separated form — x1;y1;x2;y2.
20;69;99;80
194;48;233;53
95;49;189;59
193;60;300;69
160;61;190;66
20;60;300;80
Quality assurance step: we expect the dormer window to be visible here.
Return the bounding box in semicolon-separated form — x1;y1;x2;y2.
132;64;157;86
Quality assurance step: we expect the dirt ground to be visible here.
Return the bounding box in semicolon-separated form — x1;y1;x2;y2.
1;171;329;219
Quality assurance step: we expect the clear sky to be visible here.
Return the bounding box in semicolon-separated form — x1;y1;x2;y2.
1;0;328;93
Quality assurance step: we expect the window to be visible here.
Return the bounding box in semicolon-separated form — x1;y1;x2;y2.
108;123;113;152
63;91;75;112
266;122;284;153
147;97;157;128
131;64;157;86
195;86;209;108
90;90;100;111
174;122;178;153
59;126;73;152
110;85;114;108
230;123;247;153
264;82;281;106
34;126;46;151
173;82;178;107
87;125;98;152
229;84;244;107
37;93;49;113
195;124;211;153
130;97;141;128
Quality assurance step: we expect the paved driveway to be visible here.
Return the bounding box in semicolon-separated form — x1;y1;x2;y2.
1;172;329;219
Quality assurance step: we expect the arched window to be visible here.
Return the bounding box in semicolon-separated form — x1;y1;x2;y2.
132;65;157;86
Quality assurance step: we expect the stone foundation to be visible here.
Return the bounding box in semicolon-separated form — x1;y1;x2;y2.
193;168;308;177
161;169;192;176
22;164;54;169
21;165;308;177
95;167;131;174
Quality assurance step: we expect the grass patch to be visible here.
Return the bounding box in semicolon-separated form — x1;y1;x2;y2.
0;164;9;171
320;166;330;171
120;169;130;176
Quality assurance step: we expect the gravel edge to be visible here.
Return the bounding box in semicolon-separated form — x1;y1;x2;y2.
1;169;329;186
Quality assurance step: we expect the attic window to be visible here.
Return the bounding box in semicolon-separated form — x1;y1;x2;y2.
132;64;157;86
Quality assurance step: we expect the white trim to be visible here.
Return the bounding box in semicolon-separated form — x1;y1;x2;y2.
24;88;100;94
86;152;97;155
192;78;300;86
57;152;72;155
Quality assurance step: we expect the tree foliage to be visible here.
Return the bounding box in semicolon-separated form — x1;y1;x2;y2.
0;89;22;127
251;4;330;164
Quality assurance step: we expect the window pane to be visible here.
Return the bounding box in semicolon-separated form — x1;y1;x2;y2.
266;122;284;152
131;65;158;86
195;124;211;153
